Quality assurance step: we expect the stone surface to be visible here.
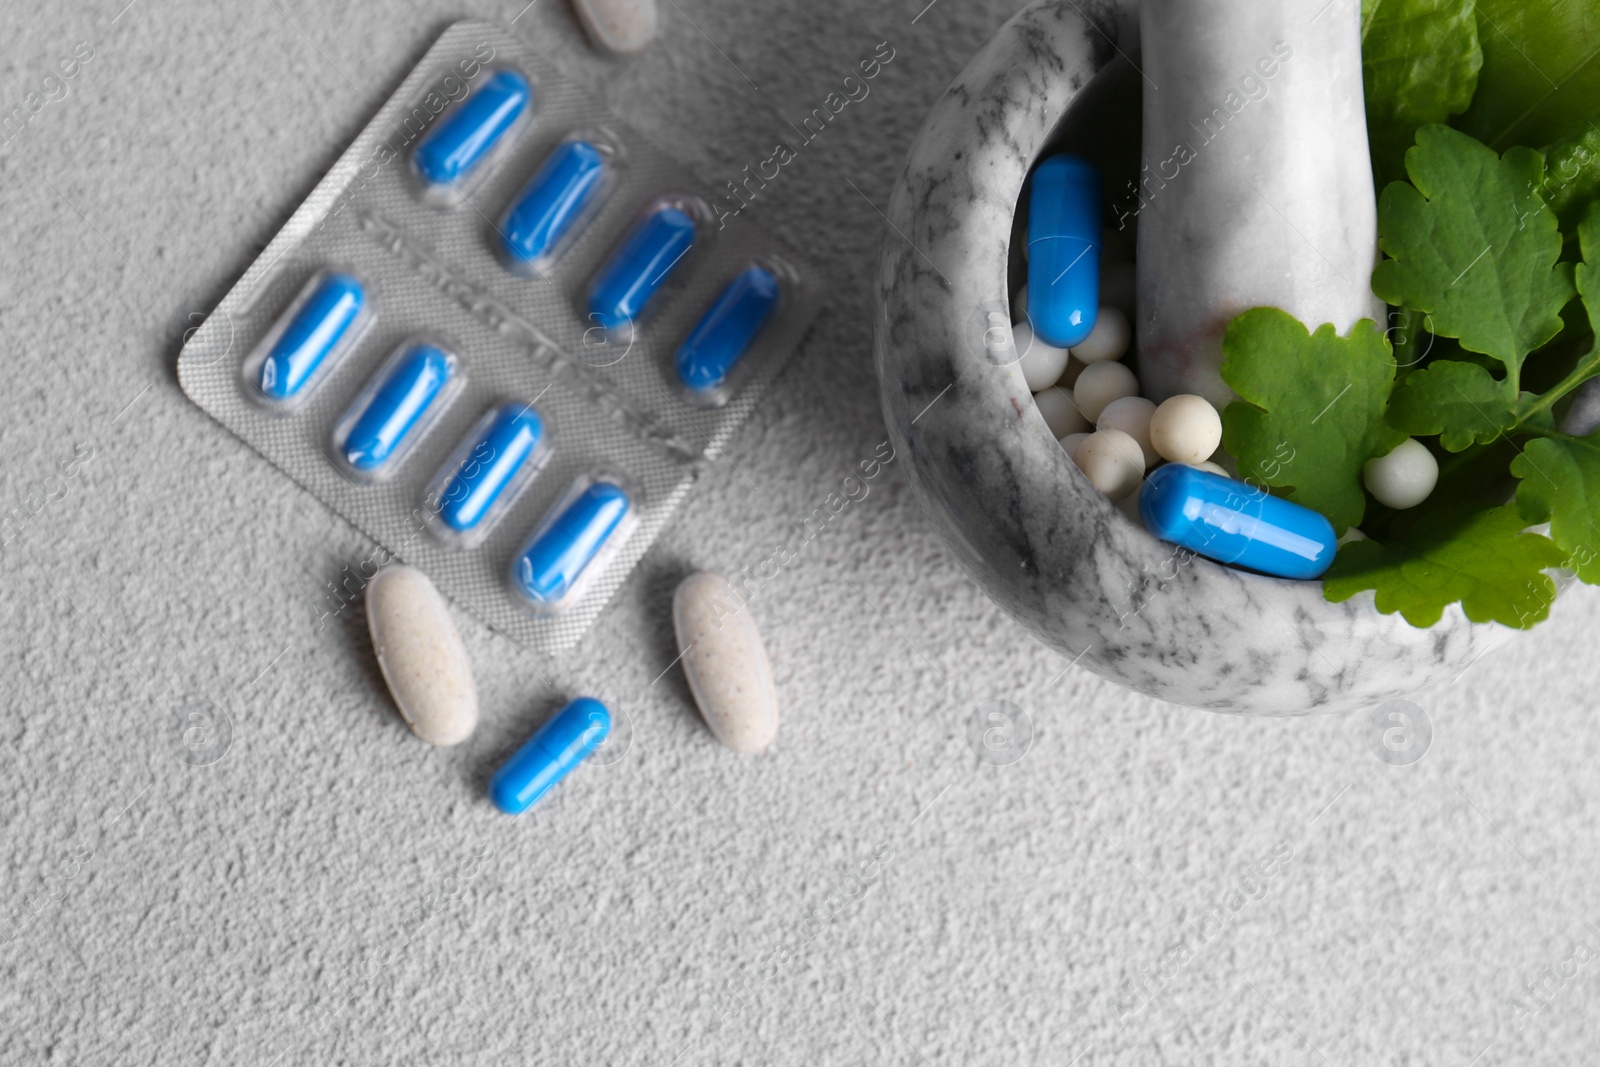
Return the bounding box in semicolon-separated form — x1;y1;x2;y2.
5;2;1599;1065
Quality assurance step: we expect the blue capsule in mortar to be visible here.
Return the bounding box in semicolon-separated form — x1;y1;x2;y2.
676;264;781;395
339;344;455;474
1139;463;1337;581
414;69;532;188
1026;153;1101;348
500;139;609;272
489;697;612;815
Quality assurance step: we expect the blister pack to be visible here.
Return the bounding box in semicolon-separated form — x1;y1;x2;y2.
178;19;815;654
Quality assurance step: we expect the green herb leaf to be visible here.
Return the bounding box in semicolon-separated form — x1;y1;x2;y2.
1455;0;1600;151
1507;208;1600;580
1541;123;1600;237
1371;125;1574;381
1515;202;1600;433
1324;504;1564;628
1512;435;1600;582
1220;309;1404;533
1359;0;1482;187
1386;359;1515;449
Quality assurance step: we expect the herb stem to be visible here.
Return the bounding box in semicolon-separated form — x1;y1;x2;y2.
1516;341;1600;429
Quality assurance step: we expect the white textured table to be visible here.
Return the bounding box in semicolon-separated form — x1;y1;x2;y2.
1;1;1597;1064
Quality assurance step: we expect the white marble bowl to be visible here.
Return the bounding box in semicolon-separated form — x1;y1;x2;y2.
871;0;1512;714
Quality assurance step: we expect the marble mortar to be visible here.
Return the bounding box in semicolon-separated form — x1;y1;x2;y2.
871;0;1516;714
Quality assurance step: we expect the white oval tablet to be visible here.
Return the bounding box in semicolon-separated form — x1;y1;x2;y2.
572;0;658;55
366;565;478;746
673;572;778;753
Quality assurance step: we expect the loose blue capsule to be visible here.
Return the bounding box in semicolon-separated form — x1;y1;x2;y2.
339;345;454;474
500;140;608;270
1026;154;1101;348
1139;464;1337;581
676;265;782;394
513;480;631;606
413;69;532;187
257;273;365;403
586;206;698;335
489;697;612;815
437;403;545;534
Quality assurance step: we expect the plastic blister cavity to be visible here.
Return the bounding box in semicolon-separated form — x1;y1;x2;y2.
412;66;536;208
332;339;464;482
497;129;624;278
243;270;374;414
424;400;550;550
177;19;818;656
675;257;799;407
583;193;712;346
510;473;636;615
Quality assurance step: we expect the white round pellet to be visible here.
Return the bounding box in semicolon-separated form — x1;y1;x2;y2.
365;566;479;747
1186;460;1230;478
673;572;779;753
573;0;658;54
1059;431;1091;456
1097;395;1159;468
1070;304;1131;363
1072;428;1145;500
1149;394;1223;465
1034;386;1088;439
1073;360;1139;422
1338;526;1369;545
1013;322;1071;391
1012;282;1028;324
1364;438;1438;509
1101;261;1137;316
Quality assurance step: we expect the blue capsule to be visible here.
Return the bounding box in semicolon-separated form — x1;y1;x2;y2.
1026;154;1101;348
436;403;545;535
587;205;698;335
255;272;366;405
676;265;782;396
513;480;631;608
338;344;455;475
1139;464;1337;581
500;139;609;273
413;69;532;189
489;697;612;815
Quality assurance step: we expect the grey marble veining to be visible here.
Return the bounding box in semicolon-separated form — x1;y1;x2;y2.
872;0;1515;714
